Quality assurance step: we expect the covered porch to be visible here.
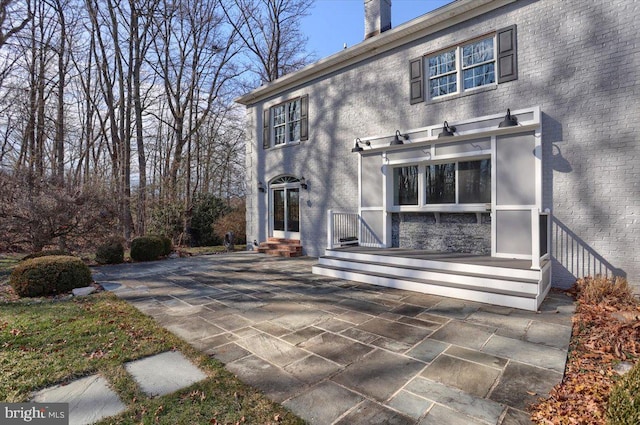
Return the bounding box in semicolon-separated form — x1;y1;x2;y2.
312;107;552;311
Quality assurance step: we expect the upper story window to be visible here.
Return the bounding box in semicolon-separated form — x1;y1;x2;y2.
409;26;517;104
428;36;495;99
263;95;308;149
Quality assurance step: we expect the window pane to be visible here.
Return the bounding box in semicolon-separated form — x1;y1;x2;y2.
273;189;285;231
393;166;418;205
462;38;494;67
459;159;491;203
426;163;455;204
288;121;300;142
287;188;300;232
463;63;495;89
429;74;457;97
428;50;456;77
273;105;285;125
274;125;286;145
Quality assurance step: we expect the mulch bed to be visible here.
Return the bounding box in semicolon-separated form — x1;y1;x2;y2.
531;277;640;424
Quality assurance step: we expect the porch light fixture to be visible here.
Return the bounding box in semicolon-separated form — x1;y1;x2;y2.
498;108;518;127
437;121;456;138
351;138;371;152
300;176;308;190
390;130;408;146
258;181;265;192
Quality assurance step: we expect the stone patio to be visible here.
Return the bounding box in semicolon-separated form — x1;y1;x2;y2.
93;252;575;425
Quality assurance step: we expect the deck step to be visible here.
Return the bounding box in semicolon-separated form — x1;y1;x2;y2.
312;264;539;311
312;248;549;311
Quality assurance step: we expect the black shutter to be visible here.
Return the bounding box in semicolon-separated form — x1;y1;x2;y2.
497;25;518;83
262;108;270;149
409;57;424;104
300;94;309;141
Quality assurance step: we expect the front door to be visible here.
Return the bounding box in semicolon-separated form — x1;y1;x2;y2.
271;186;300;239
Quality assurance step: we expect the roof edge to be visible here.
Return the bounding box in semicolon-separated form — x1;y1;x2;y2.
235;0;516;106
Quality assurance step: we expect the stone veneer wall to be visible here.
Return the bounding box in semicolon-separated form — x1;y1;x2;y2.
392;213;491;255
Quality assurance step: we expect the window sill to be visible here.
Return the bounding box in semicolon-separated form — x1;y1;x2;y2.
427;84;497;105
268;140;301;150
389;204;491;213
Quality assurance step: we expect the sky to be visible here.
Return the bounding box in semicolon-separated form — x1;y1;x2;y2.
302;0;453;60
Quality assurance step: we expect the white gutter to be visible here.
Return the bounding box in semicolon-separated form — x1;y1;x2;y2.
235;0;516;106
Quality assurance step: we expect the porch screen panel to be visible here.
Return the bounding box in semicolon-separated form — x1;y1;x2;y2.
287;188;300;232
273;189;285;231
361;154;383;208
496;210;531;255
496;132;535;205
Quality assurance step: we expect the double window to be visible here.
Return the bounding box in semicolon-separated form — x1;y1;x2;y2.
428;37;496;99
409;26;517;104
263;95;308;149
393;159;491;207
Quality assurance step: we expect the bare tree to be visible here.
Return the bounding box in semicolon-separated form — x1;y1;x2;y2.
0;0;32;48
223;0;313;84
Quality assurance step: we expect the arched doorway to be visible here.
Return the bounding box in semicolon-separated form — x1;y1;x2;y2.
270;176;301;239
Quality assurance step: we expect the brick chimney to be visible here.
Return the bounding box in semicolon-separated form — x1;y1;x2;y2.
364;0;391;39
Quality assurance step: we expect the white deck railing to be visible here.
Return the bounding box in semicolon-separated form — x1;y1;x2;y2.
326;210;384;249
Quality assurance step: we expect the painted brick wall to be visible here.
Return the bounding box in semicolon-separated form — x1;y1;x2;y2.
244;0;640;290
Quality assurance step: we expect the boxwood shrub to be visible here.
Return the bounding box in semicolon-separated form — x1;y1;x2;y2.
22;250;71;261
130;236;167;262
10;255;92;297
95;238;125;265
607;361;640;425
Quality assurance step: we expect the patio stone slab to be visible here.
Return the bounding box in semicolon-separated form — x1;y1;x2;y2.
281;326;325;345
419;404;486;425
335;400;414;425
300;332;374;365
387;390;433;419
421;354;501;397
525;321;572;350
215;313;255;331
501;407;533;425
406;339;449;363
332;349;425;402
445;345;508;369
489;361;563;411
284;354;341;383
283;381;363;425
429;321;495;350
356;317;432;346
31;374;126;425
406;377;505;425
209;342;252;364
125;351;207;397
426;298;481;319
165;317;225;341
236;333;307;367
482;335;567;373
226;355;306;403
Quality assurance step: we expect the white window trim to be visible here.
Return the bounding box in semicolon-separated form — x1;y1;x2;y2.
270;97;302;147
427;35;497;101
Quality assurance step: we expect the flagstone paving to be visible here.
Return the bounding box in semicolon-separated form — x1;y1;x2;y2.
91;251;576;425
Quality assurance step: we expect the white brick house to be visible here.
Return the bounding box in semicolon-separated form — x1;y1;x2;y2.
236;0;640;310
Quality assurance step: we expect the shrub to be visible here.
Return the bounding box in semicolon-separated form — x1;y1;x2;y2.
10;255;92;297
212;200;247;246
573;275;635;307
22;250;71;261
189;193;228;246
130;236;169;262
95;238;125;265
607;361;640;425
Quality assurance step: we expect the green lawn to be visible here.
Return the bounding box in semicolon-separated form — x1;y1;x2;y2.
0;292;304;425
